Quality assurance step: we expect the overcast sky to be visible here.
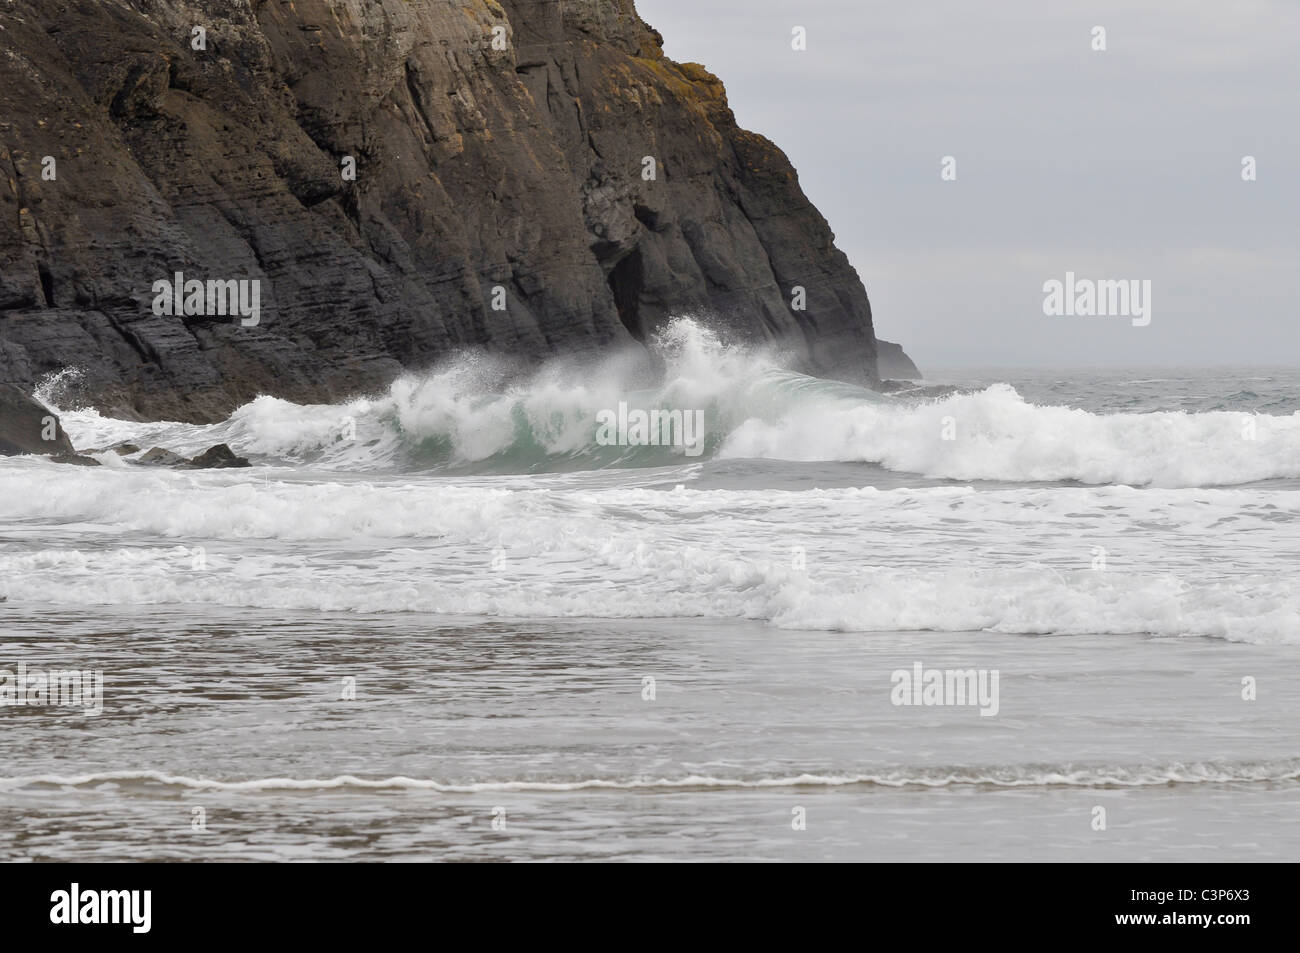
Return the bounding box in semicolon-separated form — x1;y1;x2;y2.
634;0;1299;368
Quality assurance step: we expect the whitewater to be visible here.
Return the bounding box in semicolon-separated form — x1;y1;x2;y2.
35;320;1300;485
2;319;1298;860
6;320;1298;642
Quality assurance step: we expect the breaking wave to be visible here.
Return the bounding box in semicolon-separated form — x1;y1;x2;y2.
1;470;1297;641
40;318;1300;487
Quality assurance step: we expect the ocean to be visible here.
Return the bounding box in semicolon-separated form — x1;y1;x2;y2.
2;320;1297;861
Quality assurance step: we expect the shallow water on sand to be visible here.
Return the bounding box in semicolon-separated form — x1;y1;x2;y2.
2;361;1297;860
1;610;1297;861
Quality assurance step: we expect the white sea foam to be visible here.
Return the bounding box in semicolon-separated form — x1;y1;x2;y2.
721;382;1300;487
11;326;1298;641
3;760;1297;793
2;464;1296;641
40;319;1297;486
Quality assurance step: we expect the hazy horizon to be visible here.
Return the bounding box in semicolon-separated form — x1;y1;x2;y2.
636;0;1299;370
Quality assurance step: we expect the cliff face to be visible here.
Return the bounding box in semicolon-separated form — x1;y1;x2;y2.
876;339;921;379
1;0;882;421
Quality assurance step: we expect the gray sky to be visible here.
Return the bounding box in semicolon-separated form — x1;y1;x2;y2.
635;0;1299;368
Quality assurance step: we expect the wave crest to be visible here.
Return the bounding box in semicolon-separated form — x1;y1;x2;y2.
39;319;1300;486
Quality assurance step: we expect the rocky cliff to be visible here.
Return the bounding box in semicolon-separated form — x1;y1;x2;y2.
1;0;897;422
876;339;921;379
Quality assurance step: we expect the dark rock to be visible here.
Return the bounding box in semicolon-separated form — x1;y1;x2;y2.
0;0;894;423
0;382;76;455
183;444;251;469
48;452;101;466
876;379;920;395
876;339;922;379
882;383;962;402
138;446;186;466
111;442;141;455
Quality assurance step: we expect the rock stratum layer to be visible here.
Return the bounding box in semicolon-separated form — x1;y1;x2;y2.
1;0;897;422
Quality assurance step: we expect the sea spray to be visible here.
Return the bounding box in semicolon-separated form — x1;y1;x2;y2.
32;319;1300;485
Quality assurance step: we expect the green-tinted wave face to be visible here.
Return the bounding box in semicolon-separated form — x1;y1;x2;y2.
41;341;1300;487
373;319;884;475
39;316;891;476
396;377;848;474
